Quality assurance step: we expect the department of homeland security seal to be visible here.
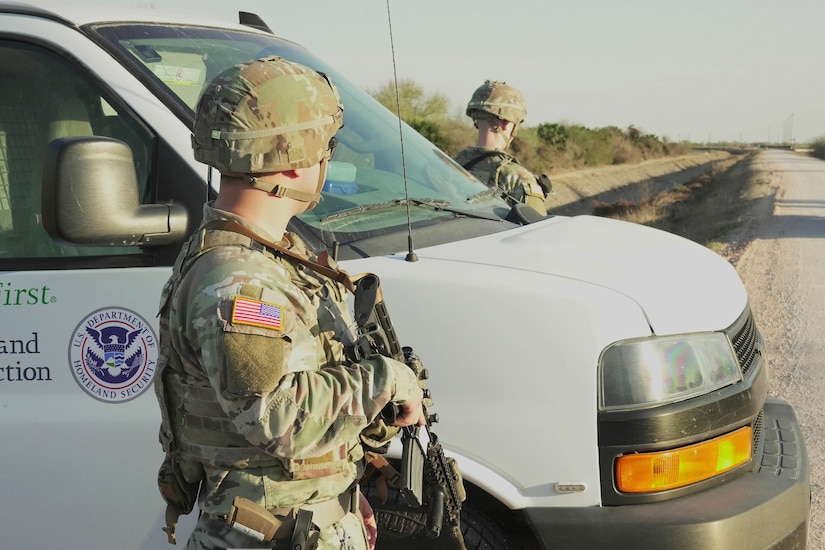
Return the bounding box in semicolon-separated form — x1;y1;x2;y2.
69;307;158;403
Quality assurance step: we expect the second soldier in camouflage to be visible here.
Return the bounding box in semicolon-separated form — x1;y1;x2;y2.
455;80;549;214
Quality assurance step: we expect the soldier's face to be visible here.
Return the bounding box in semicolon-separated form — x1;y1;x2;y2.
303;137;337;212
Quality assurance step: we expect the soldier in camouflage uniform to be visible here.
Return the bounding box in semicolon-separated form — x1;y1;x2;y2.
154;56;425;550
454;80;549;214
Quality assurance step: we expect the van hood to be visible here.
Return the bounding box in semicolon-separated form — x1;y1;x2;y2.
415;215;748;335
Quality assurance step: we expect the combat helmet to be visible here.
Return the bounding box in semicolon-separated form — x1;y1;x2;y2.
466;80;527;126
192;56;343;205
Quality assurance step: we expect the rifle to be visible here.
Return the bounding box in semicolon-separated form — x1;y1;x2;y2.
350;274;467;548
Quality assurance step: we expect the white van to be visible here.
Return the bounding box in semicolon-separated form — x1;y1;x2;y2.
0;3;810;549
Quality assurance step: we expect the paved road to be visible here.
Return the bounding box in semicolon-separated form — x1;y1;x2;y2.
734;149;825;549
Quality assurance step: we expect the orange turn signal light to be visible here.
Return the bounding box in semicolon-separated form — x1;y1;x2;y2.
616;426;752;493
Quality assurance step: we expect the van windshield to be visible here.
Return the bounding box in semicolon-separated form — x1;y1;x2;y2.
91;22;517;258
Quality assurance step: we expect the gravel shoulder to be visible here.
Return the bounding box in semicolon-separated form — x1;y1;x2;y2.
723;150;824;549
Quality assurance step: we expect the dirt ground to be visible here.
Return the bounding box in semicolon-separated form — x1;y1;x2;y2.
657;152;776;262
547;150;776;260
545;151;732;215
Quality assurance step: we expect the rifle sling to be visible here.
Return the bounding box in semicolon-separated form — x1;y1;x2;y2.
459;149;508;171
203;219;356;293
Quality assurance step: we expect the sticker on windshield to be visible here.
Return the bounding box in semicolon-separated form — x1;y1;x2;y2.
69;307;158;403
153;64;202;85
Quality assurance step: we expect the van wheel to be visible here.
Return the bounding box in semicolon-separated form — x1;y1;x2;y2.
362;481;514;550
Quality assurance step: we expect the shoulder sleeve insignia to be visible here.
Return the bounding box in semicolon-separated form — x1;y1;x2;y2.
528;180;544;196
231;297;283;330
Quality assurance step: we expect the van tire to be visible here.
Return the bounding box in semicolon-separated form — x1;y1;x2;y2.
362;481;513;550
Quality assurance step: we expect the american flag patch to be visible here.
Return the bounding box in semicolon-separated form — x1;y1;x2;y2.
231;297;283;330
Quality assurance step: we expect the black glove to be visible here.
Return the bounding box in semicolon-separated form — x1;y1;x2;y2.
537;173;553;196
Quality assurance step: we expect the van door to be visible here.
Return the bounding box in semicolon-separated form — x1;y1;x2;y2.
0;38;196;548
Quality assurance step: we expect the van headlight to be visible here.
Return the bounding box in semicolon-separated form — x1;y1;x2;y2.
599;332;742;411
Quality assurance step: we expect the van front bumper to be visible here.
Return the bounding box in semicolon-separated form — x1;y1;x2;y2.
525;397;810;549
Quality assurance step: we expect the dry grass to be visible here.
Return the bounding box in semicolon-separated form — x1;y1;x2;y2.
595;152;775;260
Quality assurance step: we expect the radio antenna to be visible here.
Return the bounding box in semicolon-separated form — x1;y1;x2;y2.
385;0;418;262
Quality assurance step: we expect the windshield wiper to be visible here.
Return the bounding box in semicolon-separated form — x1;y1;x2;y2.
320;197;499;223
407;198;500;221
466;187;503;203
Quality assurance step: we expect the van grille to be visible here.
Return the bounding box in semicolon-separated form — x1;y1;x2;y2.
727;308;763;377
751;409;764;458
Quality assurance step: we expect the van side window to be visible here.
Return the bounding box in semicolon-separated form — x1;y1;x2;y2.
0;41;152;259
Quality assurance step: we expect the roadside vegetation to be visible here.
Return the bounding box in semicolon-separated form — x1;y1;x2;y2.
369;79;690;175
593;152;775;262
810;137;825;160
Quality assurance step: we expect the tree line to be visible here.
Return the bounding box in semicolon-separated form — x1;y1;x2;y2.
369;79;689;175
810;137;825;161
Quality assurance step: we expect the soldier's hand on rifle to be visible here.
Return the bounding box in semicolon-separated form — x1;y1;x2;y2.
392;386;426;427
359;492;377;550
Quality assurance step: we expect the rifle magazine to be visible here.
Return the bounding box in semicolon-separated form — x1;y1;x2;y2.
400;432;426;508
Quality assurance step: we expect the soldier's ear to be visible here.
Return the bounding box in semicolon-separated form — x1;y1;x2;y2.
281;168;303;179
500;119;515;134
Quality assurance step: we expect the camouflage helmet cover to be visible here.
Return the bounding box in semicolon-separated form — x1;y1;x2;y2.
466;80;527;125
192;56;344;176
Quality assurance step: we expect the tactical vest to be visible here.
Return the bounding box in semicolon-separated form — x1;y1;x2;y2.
155;224;357;486
457;148;515;190
456;147;546;211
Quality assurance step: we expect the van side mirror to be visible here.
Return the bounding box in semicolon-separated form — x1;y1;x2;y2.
42;136;188;246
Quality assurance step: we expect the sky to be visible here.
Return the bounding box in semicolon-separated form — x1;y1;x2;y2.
67;0;825;144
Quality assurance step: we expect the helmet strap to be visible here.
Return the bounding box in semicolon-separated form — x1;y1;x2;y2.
306;157;329;211
247;157;328;210
502;121;518;148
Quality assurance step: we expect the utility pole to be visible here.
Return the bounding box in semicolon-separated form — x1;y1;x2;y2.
788;113;793;149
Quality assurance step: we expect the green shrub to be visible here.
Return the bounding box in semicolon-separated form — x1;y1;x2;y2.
536;123;568;150
811;137;825;160
439;122;476;157
566;125;614;166
612;136;643;164
407;119;450;151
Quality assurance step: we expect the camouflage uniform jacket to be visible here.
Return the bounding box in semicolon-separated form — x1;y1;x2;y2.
454;146;546;212
155;202;419;518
